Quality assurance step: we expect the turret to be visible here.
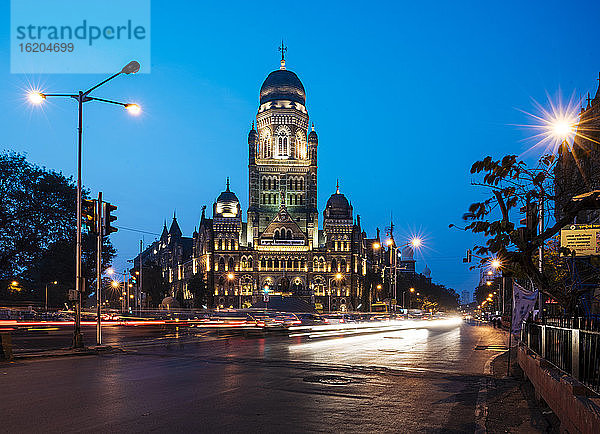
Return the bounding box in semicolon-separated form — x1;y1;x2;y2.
248;121;257;164
308;123;318;166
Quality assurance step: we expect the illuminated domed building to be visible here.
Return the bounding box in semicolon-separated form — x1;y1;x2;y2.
139;51;369;311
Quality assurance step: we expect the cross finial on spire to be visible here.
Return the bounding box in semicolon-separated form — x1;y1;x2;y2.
279;40;287;70
251;121;254;129
587;92;592;109
226;177;230;191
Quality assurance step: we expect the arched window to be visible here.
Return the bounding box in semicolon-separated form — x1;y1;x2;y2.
274;258;279;269
331;258;337;272
228;257;234;271
299;195;304;205
241;257;248;270
313;258;319;271
341;259;347;272
274;229;280;239
299;178;304;190
261;258;266;268
301;259;306;269
218;257;225;271
267;258;273;269
287;229;292;239
287;258;293;269
294;259;299;269
262;178;267;190
261;130;272;158
248;257;253;269
267;178;272;190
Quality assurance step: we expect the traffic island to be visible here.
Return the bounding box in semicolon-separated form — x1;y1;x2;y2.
518;345;600;433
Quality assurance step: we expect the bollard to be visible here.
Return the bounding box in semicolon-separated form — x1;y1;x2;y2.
0;332;13;360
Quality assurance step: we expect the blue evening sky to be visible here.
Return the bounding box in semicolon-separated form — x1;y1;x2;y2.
1;0;599;297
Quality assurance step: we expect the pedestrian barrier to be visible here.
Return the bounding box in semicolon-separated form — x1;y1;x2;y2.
522;318;600;394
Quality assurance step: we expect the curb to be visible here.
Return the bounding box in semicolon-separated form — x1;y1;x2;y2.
6;345;119;361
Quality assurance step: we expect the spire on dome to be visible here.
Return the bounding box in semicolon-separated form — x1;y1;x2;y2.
311;122;314;131
226;177;230;191
336;179;340;194
279;40;287;70
160;220;168;241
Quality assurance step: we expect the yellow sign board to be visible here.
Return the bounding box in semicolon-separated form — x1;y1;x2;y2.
560;224;600;256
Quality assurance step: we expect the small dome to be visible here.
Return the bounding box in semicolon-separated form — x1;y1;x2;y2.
401;246;414;260
324;184;352;219
248;125;257;143
215;178;239;218
308;128;318;143
260;69;306;105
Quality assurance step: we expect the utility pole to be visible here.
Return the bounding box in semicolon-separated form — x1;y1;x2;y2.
139;240;143;315
96;192;102;346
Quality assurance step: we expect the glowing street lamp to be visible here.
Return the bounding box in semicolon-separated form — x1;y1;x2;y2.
111;280;120;288
490;259;501;269
373;242;381;250
28;92;45;104
28;60;140;349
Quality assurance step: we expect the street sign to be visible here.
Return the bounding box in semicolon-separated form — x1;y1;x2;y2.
560;224;600;256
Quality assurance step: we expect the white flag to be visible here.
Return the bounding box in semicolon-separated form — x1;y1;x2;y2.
512;282;538;334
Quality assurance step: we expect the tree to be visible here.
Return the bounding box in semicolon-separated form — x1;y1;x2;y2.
139;261;169;307
463;153;600;311
187;274;210;308
0;151;115;304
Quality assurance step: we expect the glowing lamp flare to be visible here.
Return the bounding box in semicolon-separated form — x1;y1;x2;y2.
491;259;501;269
125;103;141;115
111;281;119;288
28;92;46;104
410;237;422;248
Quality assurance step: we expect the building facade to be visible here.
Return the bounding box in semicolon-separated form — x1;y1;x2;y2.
137;56;372;311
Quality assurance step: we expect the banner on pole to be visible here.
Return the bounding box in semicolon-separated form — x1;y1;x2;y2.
512;282;538;334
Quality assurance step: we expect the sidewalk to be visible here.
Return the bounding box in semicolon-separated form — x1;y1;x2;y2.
5;345;118;361
484;331;560;432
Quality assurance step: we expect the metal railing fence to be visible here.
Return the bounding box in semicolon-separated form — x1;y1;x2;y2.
522;318;600;394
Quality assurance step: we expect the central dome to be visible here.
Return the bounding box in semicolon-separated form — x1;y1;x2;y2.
260;69;306;105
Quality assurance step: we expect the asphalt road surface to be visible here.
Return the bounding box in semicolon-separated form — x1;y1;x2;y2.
1;322;518;433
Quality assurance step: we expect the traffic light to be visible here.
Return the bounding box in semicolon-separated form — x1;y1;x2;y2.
463;249;472;263
82;199;97;233
519;201;538;241
102;202;118;236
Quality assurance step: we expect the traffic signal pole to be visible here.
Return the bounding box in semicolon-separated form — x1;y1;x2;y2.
96;192;103;346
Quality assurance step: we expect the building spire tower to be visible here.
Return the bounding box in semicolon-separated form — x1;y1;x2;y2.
247;45;318;248
279;40;287;70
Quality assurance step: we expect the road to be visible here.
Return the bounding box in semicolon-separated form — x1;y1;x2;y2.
1;322;525;433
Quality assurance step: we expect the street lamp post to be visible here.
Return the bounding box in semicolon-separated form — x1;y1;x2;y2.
327;273;342;312
380;237;422;313
227;273;241;309
28;61;141;348
45;281;58;311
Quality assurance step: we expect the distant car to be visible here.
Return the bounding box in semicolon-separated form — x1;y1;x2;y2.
294;313;327;326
